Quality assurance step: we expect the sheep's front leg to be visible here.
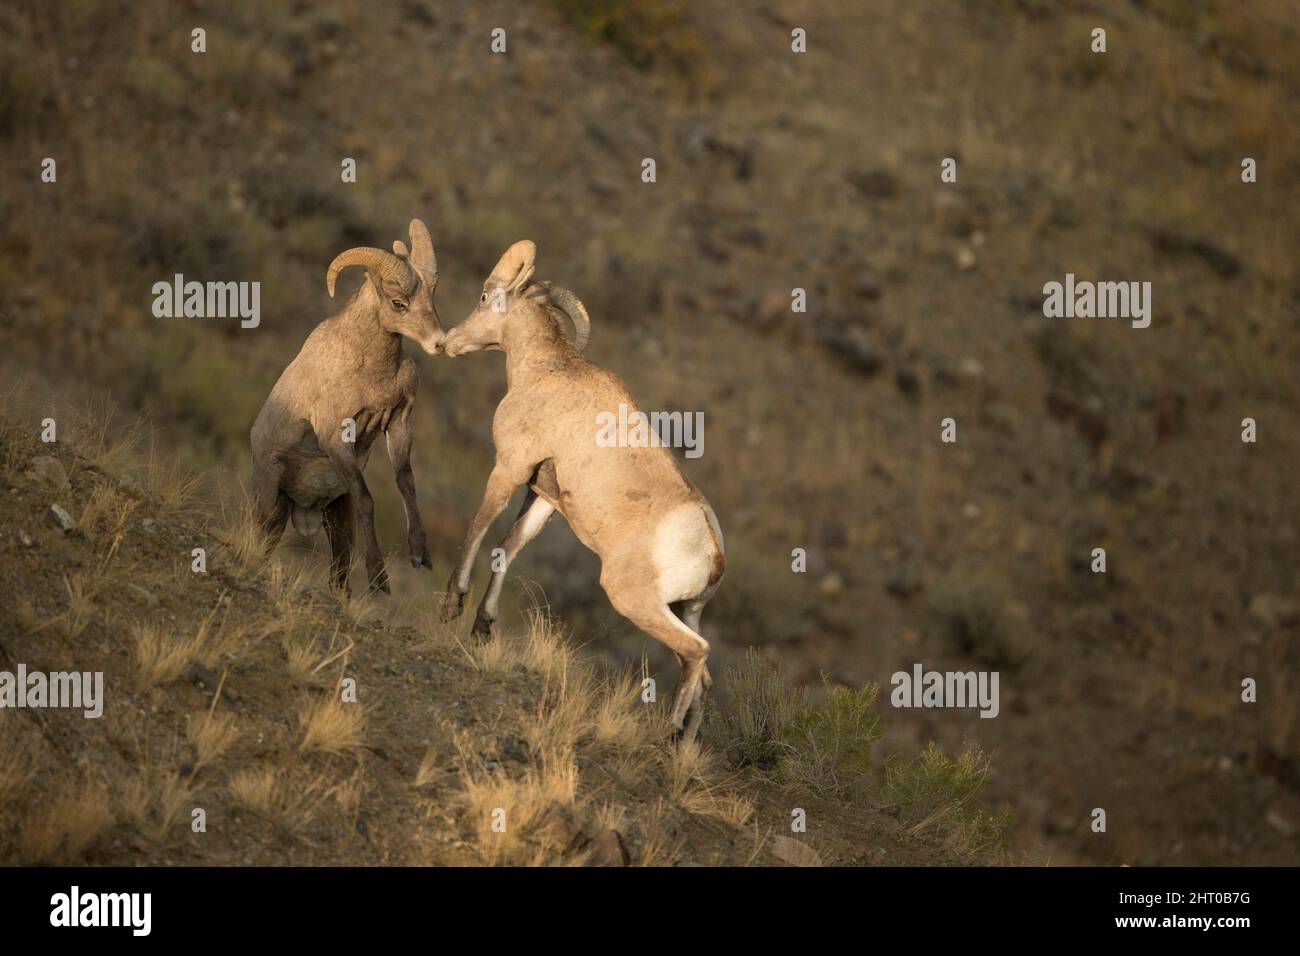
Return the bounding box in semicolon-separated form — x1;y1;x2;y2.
386;404;431;571
442;463;526;622
324;434;388;595
472;490;555;639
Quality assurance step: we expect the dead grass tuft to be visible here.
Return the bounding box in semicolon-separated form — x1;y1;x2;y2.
228;767;331;833
298;692;366;756
18;773;114;863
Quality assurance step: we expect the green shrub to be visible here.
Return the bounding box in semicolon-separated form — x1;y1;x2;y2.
928;564;1023;667
882;742;1012;855
711;649;881;797
780;679;881;797
710;648;795;772
549;0;703;75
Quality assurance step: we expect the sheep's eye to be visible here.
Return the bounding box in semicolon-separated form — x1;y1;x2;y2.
480;291;488;303
391;299;407;311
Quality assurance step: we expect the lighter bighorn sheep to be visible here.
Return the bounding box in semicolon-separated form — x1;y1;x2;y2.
250;219;445;596
440;240;725;741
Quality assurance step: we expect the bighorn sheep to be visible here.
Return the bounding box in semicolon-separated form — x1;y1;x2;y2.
440;240;725;741
250;219;445;596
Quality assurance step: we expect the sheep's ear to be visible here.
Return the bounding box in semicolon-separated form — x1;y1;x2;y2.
490;240;537;292
393;240;410;257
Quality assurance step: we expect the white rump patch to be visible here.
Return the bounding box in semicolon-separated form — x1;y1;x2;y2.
653;503;718;604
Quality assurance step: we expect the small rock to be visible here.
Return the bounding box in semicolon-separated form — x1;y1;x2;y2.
956;246;977;271
845;167;899;200
885;569;921;599
27;456;69;490
823;324;883;377
185;662;239;702
17;529;36;548
855;271;883;301
895;368;921;401
819;573;844;596
46;503;77;533
770;836;823;867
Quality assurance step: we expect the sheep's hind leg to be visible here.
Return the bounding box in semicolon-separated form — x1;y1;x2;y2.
607;586;710;742
257;492;291;557
678;599;714;740
323;494;354;598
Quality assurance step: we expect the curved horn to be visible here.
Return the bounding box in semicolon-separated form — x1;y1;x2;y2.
544;283;590;353
489;240;536;292
407;219;438;286
326;247;413;298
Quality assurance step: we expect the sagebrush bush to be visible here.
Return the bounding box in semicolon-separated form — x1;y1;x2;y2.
779;679;882;797
712;649;881;797
928;564;1023;667
882;742;1011;855
549;0;705;77
710;648;795;771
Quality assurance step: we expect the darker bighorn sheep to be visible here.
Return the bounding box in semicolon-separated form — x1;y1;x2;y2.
440;240;725;741
250;219;444;596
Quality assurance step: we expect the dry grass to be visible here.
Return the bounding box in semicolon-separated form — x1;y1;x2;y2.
130;601;254;689
79;479;139;546
212;483;269;577
112;730;196;842
187;706;240;773
0;379;33;479
17;773;114;863
460;607;573;677
633;799;686;867
265;557;316;617
56;573;97;640
131;618;210;689
414;748;444;789
140;440;204;517
68;399;142;478
458;744;584;866
664;739;755;828
591;669;652;749
0;728;37;806
228;767;331;832
281;624;353;688
298;693;366;756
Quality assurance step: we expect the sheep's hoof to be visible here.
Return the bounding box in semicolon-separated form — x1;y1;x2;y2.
410;553;432;571
367;567;390;596
471;611;494;640
439;591;464;623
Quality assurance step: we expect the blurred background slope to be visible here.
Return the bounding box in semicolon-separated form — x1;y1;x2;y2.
1;0;1297;864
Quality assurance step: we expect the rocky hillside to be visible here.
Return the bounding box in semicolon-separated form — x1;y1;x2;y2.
0;397;1006;865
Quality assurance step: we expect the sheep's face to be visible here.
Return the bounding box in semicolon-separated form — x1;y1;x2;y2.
373;271;444;355
442;283;520;356
443;240;537;358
